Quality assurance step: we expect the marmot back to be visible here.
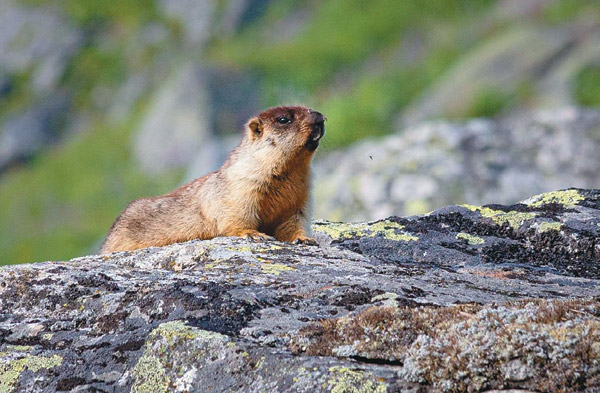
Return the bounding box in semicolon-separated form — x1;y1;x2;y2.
101;106;325;253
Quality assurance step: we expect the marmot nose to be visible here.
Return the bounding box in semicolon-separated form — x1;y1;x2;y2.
310;110;325;124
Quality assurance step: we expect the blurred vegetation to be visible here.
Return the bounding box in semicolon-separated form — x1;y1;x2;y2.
2;0;178;264
209;0;495;146
63;0;159;27
575;65;600;107
0;112;181;264
0;69;33;121
2;0;600;265
542;0;600;23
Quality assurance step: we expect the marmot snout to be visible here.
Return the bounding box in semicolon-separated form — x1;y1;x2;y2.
101;106;325;253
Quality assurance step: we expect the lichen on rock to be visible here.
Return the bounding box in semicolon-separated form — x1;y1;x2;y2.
456;232;485;245
292;299;600;393
313;219;418;242
460;204;537;230
325;366;388;393
131;321;230;393
1;188;599;392
0;352;62;393
524;189;586;208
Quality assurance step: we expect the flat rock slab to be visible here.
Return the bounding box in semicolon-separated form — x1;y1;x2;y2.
1;189;599;392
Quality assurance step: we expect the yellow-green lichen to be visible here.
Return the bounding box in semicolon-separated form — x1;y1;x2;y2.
0;354;62;393
228;245;253;253
314;220;418;242
325;366;388;393
131;354;170;393
371;292;399;302
4;346;33;352
538;221;563;233
456;233;484;245
150;320;201;344
526;189;585;208
132;322;230;393
260;262;295;275
256;244;283;251
461;205;536;229
150;320;229;345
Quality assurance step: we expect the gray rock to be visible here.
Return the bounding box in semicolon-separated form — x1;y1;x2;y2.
133;63;213;174
0;1;80;172
183;134;239;182
1;188;600;392
219;0;273;36
402;26;573;125
0;0;80;94
401;19;600;125
158;0;216;46
315;107;600;222
502;359;530;382
0;93;70;171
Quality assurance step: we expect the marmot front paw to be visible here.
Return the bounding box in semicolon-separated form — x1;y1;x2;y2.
239;230;276;242
293;236;318;246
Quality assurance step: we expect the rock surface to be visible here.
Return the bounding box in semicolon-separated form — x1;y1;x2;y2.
401;21;600;124
133;63;213;174
315;107;600;222
1;188;599;392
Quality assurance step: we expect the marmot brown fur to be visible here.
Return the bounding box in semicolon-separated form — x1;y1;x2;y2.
101;106;325;253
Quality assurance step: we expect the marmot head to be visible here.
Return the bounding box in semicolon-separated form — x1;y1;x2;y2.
246;106;326;154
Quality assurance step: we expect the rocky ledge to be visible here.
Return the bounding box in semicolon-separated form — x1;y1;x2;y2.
1;189;600;393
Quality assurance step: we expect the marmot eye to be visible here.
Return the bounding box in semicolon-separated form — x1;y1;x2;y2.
276;116;291;124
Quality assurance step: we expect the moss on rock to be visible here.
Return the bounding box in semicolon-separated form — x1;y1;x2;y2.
260;262;296;275
131;355;170;393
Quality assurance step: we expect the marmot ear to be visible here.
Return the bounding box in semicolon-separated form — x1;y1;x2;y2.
247;117;263;139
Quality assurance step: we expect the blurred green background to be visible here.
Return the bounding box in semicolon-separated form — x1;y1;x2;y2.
1;0;600;265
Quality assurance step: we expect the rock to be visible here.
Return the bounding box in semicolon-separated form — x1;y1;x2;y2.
157;0;216;46
0;92;70;171
0;0;80;93
315;107;600;222
183;134;239;182
0;0;80;172
133;63;213;174
401;19;600;124
1;188;599;392
218;0;273;36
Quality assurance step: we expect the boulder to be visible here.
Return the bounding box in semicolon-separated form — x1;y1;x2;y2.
133;63;213;174
0;92;70;171
401;22;600;124
0;0;80;93
157;0;216;46
0;0;80;173
1;189;599;392
315;107;600;222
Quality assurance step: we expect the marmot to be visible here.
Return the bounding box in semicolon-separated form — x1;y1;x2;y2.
101;106;325;253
